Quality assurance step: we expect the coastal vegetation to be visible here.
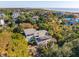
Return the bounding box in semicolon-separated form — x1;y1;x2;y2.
0;8;79;57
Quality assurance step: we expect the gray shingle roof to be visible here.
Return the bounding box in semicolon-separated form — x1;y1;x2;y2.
24;28;57;45
24;28;36;36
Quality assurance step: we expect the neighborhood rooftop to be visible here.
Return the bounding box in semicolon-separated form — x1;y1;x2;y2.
24;28;57;45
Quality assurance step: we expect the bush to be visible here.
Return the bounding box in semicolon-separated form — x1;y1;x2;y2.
13;27;23;33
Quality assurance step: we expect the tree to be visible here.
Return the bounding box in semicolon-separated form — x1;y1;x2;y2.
8;33;31;57
0;31;31;57
0;31;12;57
13;26;23;33
45;14;64;42
38;43;63;57
28;36;37;45
17;15;26;23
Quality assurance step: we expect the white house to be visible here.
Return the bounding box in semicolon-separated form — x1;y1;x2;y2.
0;19;5;26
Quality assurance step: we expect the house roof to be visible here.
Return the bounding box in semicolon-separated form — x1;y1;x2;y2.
0;13;5;18
24;29;57;45
36;35;52;42
34;30;57;43
34;30;48;37
24;28;36;36
32;16;39;18
32;16;39;20
36;37;57;45
12;12;20;18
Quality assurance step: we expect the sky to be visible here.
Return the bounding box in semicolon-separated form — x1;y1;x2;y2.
0;1;79;8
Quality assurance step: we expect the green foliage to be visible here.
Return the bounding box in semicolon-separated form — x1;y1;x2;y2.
38;44;63;57
8;21;15;28
38;34;79;57
48;29;54;36
17;15;26;22
28;36;37;45
13;26;23;33
7;33;31;57
38;23;49;30
64;32;79;42
0;8;79;57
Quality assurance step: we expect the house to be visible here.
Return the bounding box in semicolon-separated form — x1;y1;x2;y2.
36;37;56;46
65;18;78;25
24;28;36;36
52;12;64;17
34;30;48;37
12;12;21;25
74;18;79;23
24;28;57;45
34;30;56;45
0;19;5;26
24;28;36;41
0;13;5;18
32;16;39;21
73;14;79;18
12;12;20;22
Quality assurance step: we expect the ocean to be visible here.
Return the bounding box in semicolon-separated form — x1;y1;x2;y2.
49;8;79;12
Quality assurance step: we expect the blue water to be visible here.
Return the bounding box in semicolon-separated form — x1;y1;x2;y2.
49;8;79;12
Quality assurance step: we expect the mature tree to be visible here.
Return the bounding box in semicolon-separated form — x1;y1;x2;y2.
8;33;31;57
0;31;31;57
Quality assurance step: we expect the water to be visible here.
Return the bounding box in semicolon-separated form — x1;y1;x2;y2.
49;8;79;12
